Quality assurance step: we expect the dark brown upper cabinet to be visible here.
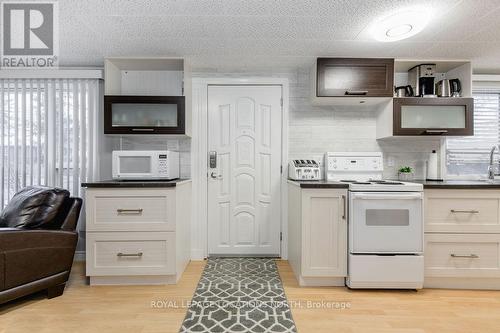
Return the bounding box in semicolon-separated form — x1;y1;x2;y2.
316;58;394;97
104;95;185;135
393;97;474;136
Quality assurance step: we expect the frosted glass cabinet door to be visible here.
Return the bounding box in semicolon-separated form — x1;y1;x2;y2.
104;96;185;134
393;97;474;136
316;58;394;97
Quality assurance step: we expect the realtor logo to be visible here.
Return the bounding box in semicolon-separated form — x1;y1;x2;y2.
1;1;59;67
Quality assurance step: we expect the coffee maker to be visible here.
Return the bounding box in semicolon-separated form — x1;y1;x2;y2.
408;64;437;97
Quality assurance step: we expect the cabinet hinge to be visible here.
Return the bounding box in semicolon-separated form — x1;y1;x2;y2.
280;98;283;107
280;232;282;241
280;165;283;174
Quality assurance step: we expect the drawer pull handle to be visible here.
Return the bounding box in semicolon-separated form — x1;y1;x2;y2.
117;208;143;214
450;254;479;259
450;209;479;214
342;195;346;220
117;252;143;257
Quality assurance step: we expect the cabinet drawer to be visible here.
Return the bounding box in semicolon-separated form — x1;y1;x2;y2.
425;233;500;278
86;189;175;231
425;190;500;233
86;232;175;276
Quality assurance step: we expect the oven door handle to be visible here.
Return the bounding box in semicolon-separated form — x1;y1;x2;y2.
351;193;423;200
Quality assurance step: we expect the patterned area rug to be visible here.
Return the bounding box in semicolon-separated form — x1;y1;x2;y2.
179;258;297;332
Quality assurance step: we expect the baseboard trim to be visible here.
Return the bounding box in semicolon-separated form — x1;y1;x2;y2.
424;277;500;290
298;276;346;287
191;248;206;260
74;251;86;262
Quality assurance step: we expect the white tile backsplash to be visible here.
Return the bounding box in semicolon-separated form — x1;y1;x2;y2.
192;68;442;180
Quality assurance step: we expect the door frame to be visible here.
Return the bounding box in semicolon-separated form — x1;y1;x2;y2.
191;77;289;260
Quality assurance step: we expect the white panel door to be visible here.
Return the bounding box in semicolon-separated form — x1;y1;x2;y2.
208;85;282;256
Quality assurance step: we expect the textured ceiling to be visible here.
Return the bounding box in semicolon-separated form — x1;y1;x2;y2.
58;0;500;73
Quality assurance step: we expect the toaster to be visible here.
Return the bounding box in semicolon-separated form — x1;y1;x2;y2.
288;159;321;180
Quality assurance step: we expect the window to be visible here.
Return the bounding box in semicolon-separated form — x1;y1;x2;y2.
0;78;100;209
446;91;500;178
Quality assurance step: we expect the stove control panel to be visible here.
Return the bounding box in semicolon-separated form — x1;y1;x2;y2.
288;159;321;180
325;152;383;181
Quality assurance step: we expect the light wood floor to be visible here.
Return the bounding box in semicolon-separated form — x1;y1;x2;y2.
1;260;500;333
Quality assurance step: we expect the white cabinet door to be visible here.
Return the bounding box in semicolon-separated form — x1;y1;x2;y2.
207;86;282;256
301;189;347;277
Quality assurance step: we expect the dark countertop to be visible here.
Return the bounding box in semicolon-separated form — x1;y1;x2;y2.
412;179;500;189
81;179;191;188
289;179;500;189
287;180;349;189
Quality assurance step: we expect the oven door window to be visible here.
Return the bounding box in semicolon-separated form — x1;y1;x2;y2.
119;156;152;174
366;209;409;226
350;193;423;253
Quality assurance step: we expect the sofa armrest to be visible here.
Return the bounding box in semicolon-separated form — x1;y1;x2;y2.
0;229;77;291
60;197;83;231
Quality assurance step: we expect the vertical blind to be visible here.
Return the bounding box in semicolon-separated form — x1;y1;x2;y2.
446;92;500;177
0;78;100;209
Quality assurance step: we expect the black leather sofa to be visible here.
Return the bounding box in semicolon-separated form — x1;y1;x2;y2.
0;186;82;304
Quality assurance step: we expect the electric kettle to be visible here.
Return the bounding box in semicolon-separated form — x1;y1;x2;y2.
394;85;414;97
436;79;452;97
436;78;461;97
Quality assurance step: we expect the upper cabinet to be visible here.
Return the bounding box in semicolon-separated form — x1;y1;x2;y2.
312;58;394;105
104;95;185;135
104;57;191;136
392;97;474;136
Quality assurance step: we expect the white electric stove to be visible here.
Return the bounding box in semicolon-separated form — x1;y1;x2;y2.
326;152;424;290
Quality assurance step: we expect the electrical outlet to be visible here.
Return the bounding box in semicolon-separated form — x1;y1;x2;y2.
387;157;395;167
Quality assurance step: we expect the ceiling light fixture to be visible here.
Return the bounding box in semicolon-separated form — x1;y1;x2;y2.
370;7;431;42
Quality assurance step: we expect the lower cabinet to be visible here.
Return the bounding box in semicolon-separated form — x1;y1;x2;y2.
85;182;191;285
424;189;500;290
288;182;347;286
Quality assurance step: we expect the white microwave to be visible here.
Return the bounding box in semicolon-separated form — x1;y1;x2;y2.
112;150;179;180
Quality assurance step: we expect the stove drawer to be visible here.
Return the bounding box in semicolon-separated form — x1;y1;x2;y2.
424;233;500;278
424;189;500;233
